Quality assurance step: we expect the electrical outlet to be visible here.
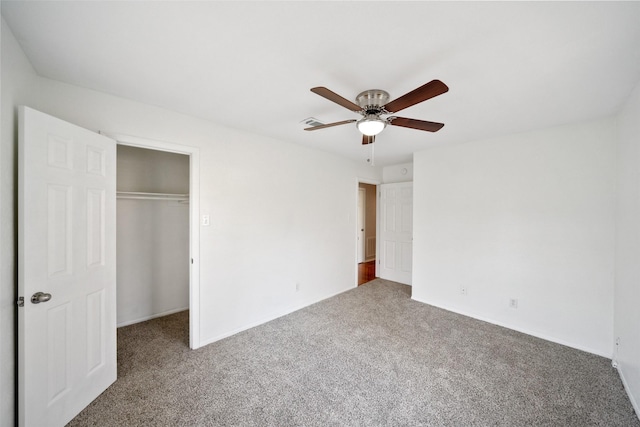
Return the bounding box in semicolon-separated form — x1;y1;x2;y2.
460;285;468;295
509;298;518;309
201;214;210;226
295;282;300;292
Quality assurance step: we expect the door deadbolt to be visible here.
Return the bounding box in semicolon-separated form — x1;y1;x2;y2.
31;292;52;304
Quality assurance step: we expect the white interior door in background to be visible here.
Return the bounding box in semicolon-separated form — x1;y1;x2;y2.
378;182;413;285
357;188;366;263
18;107;117;426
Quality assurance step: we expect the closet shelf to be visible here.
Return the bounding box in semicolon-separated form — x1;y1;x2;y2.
116;191;189;202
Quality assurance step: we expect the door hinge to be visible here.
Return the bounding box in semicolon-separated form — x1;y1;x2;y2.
16;297;24;307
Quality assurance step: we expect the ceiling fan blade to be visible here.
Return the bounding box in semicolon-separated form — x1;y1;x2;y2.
362;134;375;145
304;119;356;131
384;80;449;113
389;117;444;132
311;87;362;112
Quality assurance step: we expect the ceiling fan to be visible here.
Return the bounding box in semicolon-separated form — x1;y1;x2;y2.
305;80;449;145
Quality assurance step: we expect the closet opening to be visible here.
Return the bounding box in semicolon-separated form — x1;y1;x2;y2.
105;131;201;349
116;145;190;343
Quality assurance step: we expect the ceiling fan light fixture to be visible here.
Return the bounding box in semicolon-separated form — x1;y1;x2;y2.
357;115;386;136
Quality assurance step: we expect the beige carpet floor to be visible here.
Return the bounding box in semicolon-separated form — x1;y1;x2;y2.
68;279;639;426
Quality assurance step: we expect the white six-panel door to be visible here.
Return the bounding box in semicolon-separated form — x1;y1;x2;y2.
18;107;117;426
378;182;413;285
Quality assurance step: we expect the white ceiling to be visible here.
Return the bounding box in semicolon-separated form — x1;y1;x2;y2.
3;1;640;166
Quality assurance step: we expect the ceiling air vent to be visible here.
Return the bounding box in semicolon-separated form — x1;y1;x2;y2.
300;117;325;128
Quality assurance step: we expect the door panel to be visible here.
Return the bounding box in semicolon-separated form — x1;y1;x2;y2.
18;106;117;427
384;197;396;232
378;182;413;285
401;241;413;273
383;241;396;270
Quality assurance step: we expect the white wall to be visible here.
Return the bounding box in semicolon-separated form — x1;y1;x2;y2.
116;145;189;326
412;119;616;357
383;161;413;183
0;18;40;426
614;81;640;413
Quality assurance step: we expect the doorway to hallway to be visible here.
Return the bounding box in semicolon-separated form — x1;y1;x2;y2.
357;182;377;285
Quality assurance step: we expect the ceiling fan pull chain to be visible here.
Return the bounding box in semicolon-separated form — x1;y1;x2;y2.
369;139;375;166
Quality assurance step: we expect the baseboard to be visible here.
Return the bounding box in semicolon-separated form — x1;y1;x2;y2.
617;364;640;419
411;296;610;358
117;306;188;328
199;286;353;348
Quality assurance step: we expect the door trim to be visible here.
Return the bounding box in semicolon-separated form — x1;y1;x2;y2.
100;132;201;349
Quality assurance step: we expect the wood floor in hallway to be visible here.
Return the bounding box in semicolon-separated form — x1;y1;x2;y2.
358;260;376;285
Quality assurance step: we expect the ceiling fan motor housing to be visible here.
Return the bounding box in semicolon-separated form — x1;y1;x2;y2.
356;90;390;114
355;90;390;136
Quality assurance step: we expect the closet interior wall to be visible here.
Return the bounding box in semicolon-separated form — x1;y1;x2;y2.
116;145;190;326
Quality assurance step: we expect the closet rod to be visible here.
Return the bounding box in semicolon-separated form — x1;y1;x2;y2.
116;191;189;202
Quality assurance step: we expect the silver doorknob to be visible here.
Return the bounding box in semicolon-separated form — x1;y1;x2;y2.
31;292;52;304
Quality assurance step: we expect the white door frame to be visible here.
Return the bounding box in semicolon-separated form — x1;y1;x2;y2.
100;132;201;349
355;178;380;285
